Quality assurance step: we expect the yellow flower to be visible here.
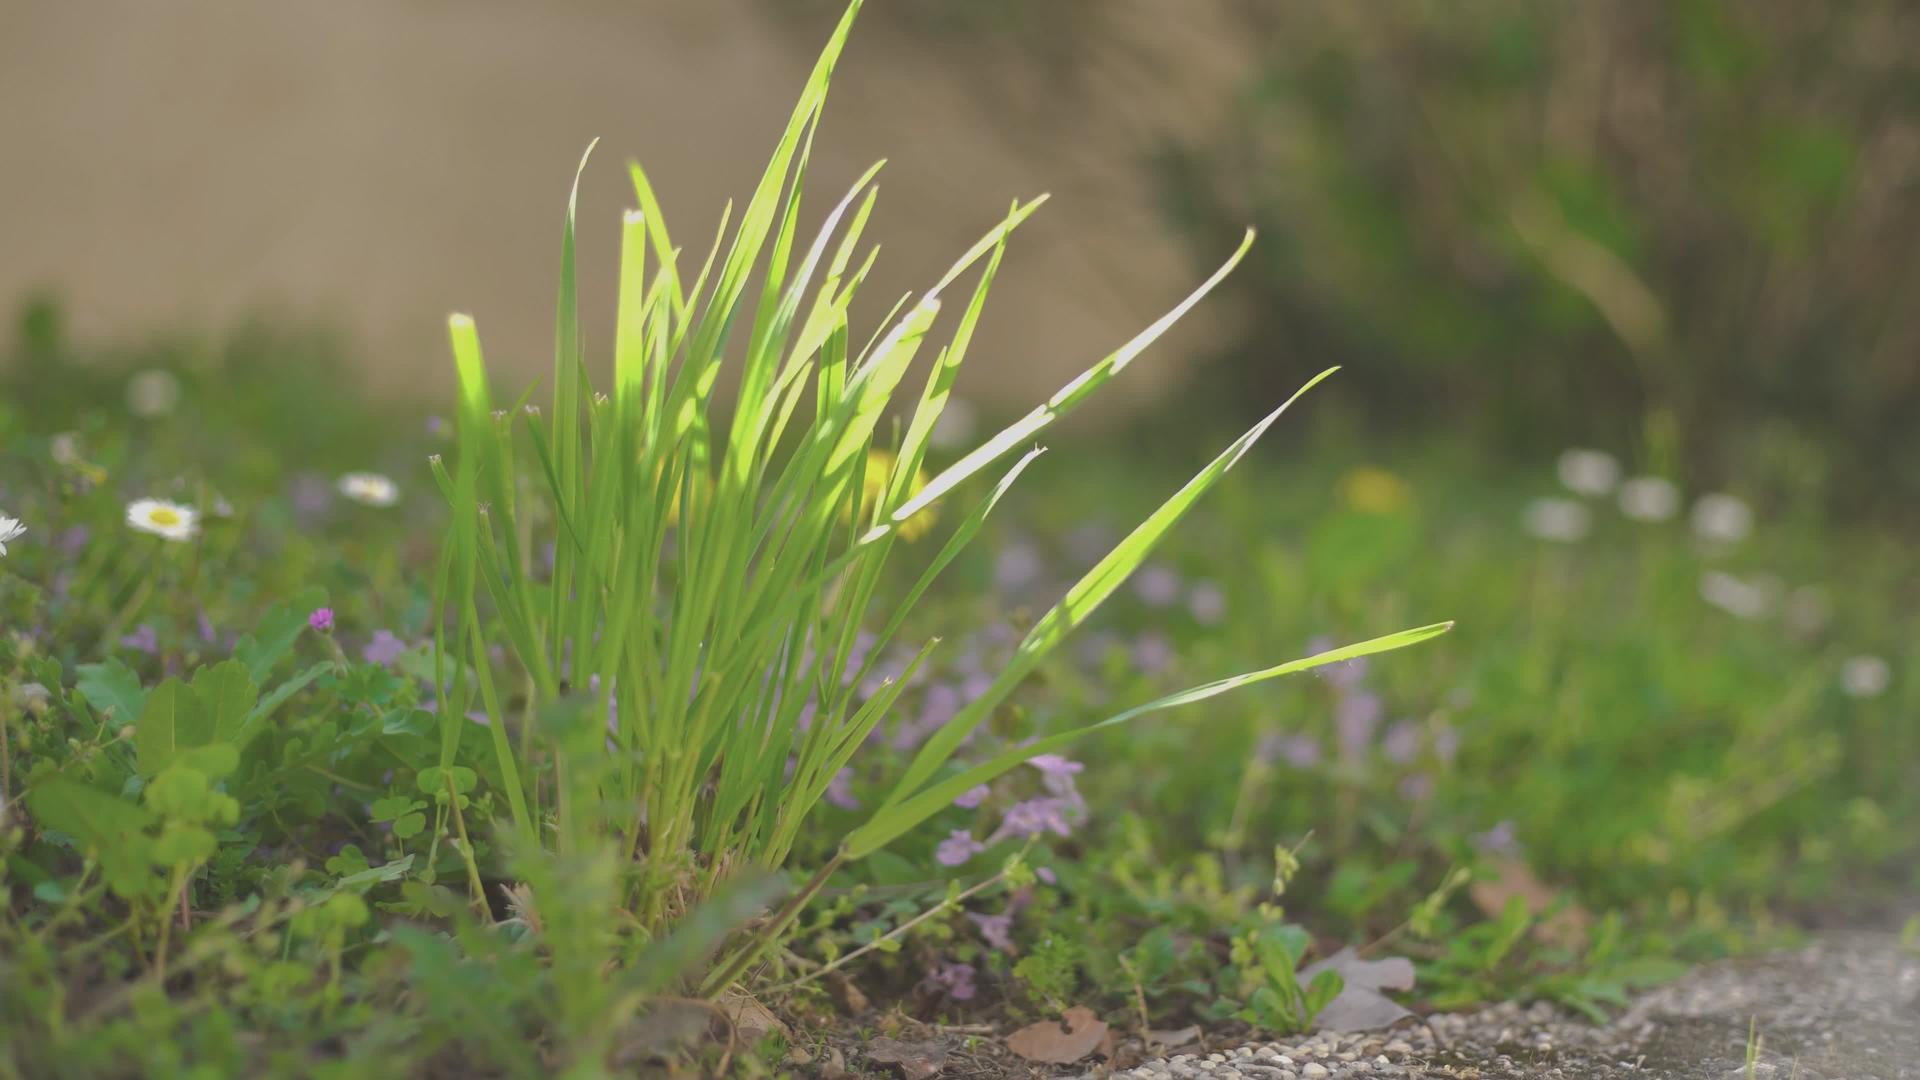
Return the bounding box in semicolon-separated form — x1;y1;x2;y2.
851;448;938;541
1337;466;1411;515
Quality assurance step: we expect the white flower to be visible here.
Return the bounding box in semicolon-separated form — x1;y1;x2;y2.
929;397;977;451
1699;570;1772;619
1691;493;1753;545
126;498;199;542
1522;497;1591;542
337;472;400;508
1840;655;1891;699
126;369;181;418
50;432;82;466
14;682;50;716
1617;476;1680;522
0;514;24;556
1557;448;1620;497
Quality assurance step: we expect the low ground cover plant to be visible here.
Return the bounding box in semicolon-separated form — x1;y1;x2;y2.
1;3;1912;1077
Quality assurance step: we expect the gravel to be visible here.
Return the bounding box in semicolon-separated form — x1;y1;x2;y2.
1100;933;1919;1080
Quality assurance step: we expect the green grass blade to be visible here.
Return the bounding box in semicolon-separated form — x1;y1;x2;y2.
845;622;1455;859
883;365;1336;807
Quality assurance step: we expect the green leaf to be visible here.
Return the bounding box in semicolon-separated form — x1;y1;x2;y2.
153;823;218;866
191;660;260;745
369;796;422;822
25;780;156;900
135;679;187;776
233;587;327;682
246;661;332;730
336;854;415;892
172;743;240;781
391;812;428;840
76;659;145;728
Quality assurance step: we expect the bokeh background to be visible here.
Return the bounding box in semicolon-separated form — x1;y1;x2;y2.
9;0;1914;509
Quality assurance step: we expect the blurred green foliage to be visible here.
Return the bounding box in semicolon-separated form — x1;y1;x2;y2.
1158;0;1920;509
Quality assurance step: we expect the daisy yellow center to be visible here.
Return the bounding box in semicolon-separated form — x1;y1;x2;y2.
149;508;181;526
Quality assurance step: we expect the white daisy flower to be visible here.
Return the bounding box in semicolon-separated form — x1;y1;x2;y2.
1840;655;1891;699
1556;448;1620;497
126;369;182;418
1617;476;1680;522
50;432;83;466
0;514;25;556
1522;496;1591;542
126;498;199;542
1691;493;1753;545
1699;570;1772;619
337;472;400;508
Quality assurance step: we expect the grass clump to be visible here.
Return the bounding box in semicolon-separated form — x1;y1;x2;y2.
428;0;1443;1004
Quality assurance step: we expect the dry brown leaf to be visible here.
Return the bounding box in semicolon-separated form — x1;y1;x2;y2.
1146;1024;1201;1048
1470;856;1592;949
718;988;789;1044
866;1036;949;1079
1005;1006;1109;1064
832;974;871;1015
1300;947;1418;1032
612;999;714;1065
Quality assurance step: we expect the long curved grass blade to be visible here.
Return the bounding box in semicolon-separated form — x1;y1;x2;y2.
845;622;1455;859
882;366;1338;808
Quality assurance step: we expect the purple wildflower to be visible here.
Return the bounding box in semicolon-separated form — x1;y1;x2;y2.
1028;754;1083;785
1433;724;1460;765
196;610;217;644
936;830;986;866
362;629;407;666
290;472;332;521
969;912;1014;951
1260;733;1322;769
954;784;991;809
1134;563;1182;608
308;607;335;634
1035;866;1057;885
120;623;158;654
1187;580;1227;625
1382;720;1421;764
1336;691;1383;757
1398;772;1434;801
1131;631;1174;673
991;796;1079;841
928;961;976;1001
960;671;994;703
825;767;860;811
1309;635;1370;690
1472;820;1521;857
57;525;90;555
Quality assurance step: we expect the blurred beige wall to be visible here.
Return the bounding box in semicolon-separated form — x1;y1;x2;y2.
0;1;1258;418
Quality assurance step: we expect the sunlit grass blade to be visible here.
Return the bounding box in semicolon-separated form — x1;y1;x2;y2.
844;622;1456;860
883;365;1339;807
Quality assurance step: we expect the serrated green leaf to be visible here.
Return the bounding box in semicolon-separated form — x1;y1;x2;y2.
135;679;186;777
76;659;145;729
191;660;259;745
